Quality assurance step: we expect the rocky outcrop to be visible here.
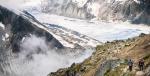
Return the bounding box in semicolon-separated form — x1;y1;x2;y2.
41;0;94;19
145;65;150;76
95;59;124;76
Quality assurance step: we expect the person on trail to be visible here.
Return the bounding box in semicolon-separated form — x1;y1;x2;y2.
128;59;133;71
66;70;70;76
138;59;144;71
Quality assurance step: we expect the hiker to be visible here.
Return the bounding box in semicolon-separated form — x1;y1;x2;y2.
66;70;70;76
138;59;144;71
128;59;133;71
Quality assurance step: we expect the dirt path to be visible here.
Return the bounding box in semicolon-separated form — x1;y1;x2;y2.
135;71;145;76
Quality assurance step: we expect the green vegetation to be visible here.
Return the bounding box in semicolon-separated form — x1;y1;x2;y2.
104;64;126;76
104;63;136;76
143;54;150;67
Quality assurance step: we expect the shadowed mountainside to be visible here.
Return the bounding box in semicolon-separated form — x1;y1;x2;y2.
0;5;64;53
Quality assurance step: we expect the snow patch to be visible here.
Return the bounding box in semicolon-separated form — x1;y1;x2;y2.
72;0;88;7
21;37;26;42
5;33;9;38
1;33;9;41
87;2;101;17
50;32;75;48
133;0;140;3
2;35;5;41
0;22;5;29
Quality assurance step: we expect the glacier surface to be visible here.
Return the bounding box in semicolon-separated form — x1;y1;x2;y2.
28;11;150;42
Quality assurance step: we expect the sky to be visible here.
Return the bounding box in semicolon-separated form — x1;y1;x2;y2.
0;0;42;9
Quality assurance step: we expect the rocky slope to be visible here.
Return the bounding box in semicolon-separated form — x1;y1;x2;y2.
0;5;64;53
0;5;66;76
43;23;101;48
48;33;150;76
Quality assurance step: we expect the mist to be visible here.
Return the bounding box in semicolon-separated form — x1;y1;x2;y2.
0;0;42;9
3;35;93;76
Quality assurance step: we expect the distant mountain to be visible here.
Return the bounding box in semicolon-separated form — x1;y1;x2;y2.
41;0;150;24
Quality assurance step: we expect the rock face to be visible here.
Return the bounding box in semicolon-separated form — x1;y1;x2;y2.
95;59;122;76
145;65;150;76
0;5;64;53
41;0;150;24
41;0;93;19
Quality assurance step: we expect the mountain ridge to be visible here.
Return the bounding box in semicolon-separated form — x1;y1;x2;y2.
48;33;150;76
41;0;150;25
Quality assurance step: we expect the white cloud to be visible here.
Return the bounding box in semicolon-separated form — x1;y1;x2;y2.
4;35;93;76
0;0;42;9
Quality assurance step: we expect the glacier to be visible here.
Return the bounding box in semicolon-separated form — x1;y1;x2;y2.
28;11;150;42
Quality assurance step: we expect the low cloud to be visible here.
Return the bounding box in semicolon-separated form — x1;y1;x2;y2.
0;0;42;10
3;35;93;76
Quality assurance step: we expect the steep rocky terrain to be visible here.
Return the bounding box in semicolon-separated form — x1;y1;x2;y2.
48;33;150;76
43;23;101;48
0;5;66;76
0;5;64;53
